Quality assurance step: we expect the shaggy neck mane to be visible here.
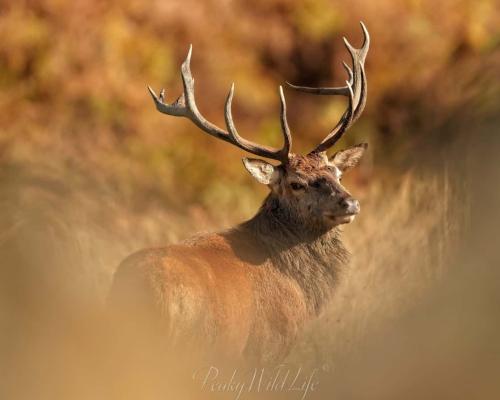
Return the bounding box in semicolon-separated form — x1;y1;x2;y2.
227;194;349;314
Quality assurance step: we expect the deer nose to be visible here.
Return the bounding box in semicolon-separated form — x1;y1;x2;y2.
339;197;360;214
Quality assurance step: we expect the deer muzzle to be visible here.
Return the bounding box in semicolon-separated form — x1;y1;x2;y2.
323;196;360;225
339;197;360;215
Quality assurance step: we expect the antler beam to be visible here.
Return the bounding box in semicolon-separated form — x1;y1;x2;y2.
287;22;370;154
148;46;292;163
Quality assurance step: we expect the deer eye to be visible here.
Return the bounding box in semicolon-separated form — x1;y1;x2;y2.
290;182;306;191
310;180;322;189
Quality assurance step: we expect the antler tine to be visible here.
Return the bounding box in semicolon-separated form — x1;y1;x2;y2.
286;22;370;154
285;81;351;96
313;81;356;153
285;59;354;96
148;46;292;163
224;84;291;162
179;44;234;141
342;21;369;122
278;85;292;159
358;21;370;60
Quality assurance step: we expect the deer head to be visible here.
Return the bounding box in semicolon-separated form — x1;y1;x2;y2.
148;23;369;231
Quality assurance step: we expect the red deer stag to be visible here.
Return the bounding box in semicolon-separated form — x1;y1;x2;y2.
109;23;370;364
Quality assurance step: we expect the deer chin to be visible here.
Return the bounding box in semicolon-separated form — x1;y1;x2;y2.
323;212;357;226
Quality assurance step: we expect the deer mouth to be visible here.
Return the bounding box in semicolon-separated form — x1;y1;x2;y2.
324;212;357;225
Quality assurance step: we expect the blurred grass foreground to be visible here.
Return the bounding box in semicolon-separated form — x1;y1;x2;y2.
1;1;500;399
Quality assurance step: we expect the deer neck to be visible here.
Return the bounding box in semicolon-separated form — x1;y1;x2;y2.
233;194;350;314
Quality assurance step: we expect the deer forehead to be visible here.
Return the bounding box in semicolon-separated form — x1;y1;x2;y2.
282;154;338;180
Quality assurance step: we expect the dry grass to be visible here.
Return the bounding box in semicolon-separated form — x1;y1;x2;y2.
1;1;499;398
289;170;463;363
0;158;475;400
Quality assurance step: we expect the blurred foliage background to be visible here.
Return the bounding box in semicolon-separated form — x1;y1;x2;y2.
1;1;500;399
1;0;498;217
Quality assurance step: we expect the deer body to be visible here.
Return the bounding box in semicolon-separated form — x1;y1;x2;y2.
110;183;349;362
109;23;370;363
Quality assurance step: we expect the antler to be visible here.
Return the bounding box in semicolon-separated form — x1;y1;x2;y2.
148;46;292;163
287;22;370;154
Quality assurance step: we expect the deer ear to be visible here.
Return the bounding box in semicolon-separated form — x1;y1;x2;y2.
242;158;278;185
329;143;368;172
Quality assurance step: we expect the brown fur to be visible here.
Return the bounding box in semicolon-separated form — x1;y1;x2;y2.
108;152;363;364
